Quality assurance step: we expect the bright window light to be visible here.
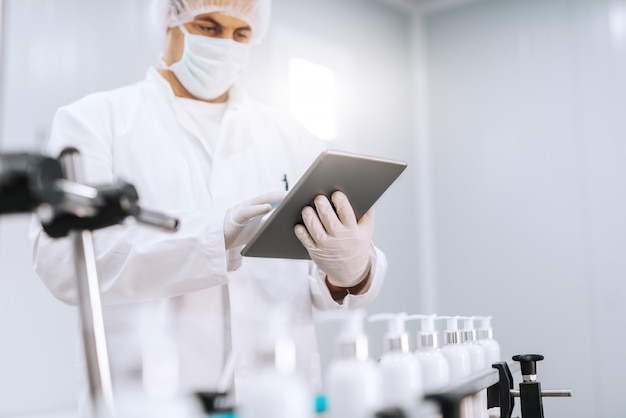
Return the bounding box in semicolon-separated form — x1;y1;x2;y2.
288;58;338;141
610;2;626;45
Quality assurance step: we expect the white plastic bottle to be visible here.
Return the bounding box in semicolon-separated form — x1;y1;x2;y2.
115;302;203;418
369;312;423;413
475;316;501;366
475;316;502;418
408;315;450;394
238;308;312;418
462;317;488;418
325;310;382;418
440;316;473;418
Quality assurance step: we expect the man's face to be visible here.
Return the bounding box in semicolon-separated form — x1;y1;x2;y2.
162;12;252;65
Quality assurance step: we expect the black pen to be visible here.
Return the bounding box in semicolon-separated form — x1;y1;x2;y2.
282;174;289;191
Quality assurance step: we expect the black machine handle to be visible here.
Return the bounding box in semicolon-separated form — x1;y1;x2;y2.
0;153;64;214
423;355;571;418
513;354;544;377
511;354;572;418
0;150;179;236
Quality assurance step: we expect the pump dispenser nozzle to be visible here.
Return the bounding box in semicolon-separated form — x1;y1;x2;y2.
264;307;296;374
238;307;311;418
461;317;478;343
406;314;439;349
323;309;369;361
439;316;463;345
369;312;410;353
476;316;494;340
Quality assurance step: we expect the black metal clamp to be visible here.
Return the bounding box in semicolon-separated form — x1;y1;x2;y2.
419;354;572;418
421;361;518;418
488;361;516;418
511;354;572;418
0;150;179;234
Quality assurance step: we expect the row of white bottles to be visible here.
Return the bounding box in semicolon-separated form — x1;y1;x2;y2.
437;315;502;418
358;313;500;418
237;310;500;418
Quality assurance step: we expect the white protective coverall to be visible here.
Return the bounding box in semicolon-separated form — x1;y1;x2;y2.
30;67;387;394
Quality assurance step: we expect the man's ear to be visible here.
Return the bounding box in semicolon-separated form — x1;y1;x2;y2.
165;25;182;38
162;26;184;65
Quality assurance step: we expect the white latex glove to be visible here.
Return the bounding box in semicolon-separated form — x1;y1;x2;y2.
224;191;286;250
294;191;374;288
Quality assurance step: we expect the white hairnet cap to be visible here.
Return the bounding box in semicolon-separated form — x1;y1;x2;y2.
157;0;271;43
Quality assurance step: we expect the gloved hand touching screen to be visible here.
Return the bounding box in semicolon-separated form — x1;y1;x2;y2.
294;191;374;288
224;191;286;249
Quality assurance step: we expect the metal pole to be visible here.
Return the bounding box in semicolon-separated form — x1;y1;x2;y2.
59;149;116;418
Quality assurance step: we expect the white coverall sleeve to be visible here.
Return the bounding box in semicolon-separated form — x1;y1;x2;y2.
308;243;387;310
30;104;231;306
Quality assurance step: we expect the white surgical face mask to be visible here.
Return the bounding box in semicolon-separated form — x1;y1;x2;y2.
168;26;250;101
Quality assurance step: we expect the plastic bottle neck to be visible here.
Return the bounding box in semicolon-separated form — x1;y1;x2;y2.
418;332;439;350
339;335;369;361
477;328;493;340
385;334;410;353
444;330;462;345
463;328;477;343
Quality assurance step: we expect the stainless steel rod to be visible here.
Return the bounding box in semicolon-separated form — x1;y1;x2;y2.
510;389;572;398
136;206;180;231
61;150;115;418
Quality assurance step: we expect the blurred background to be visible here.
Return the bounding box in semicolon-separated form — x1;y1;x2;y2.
1;0;625;417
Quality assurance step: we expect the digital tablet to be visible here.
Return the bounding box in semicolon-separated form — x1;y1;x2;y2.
240;149;407;260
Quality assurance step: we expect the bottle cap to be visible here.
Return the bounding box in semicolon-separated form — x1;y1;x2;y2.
369;312;410;353
439;316;462;345
318;309;369;360
256;306;296;374
476;316;494;340
461;317;477;343
406;314;439;349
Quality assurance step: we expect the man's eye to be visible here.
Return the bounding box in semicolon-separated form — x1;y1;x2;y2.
199;25;217;33
235;32;250;40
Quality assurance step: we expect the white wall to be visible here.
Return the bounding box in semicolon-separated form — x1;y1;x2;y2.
420;0;626;416
0;0;415;415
